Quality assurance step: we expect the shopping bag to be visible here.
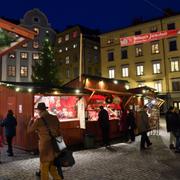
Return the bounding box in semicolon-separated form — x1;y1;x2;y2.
56;136;67;151
54;149;75;167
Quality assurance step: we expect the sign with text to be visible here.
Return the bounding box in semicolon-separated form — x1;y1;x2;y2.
120;29;180;47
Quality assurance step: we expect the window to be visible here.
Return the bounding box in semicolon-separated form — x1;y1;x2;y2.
72;31;78;38
121;48;128;59
20;66;28;77
107;52;114;61
167;23;175;30
33;41;39;49
33;17;39;23
22;43;28;48
170;57;180;72
135;31;141;35
137;82;145;87
121;65;129;77
74;67;78;77
20;52;28;59
154;81;162;92
7;66;16;77
32;53;39;60
65;56;70;64
9;52;16;59
58;37;62;44
73;44;77;48
136;64;144;76
94;51;98;63
88;67;92;74
135;46;143;57
65;34;69;41
66;68;70;78
172;79;180;91
150;26;158;33
151;42;160;54
153;62;161;74
169;39;177;51
33;27;39;35
108;68;115;78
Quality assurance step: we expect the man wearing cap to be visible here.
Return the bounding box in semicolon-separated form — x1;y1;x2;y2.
27;102;62;180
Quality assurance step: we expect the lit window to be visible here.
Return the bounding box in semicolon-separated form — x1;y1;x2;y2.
94;46;98;50
59;49;62;53
20;66;28;77
135;46;143;57
9;52;16;59
136;64;144;76
150;26;158;33
152;42;160;54
22;43;28;48
73;44;77;48
121;66;129;77
7;66;16;77
32;53;39;60
33;27;39;35
137;82;145;87
108;68;115;78
20;52;28;59
33;41;39;49
153;62;161;74
170;57;180;72
58;37;62;44
65;34;69;41
154;81;162;92
65;56;70;64
65;47;68;51
66;68;70;78
72;31;78;38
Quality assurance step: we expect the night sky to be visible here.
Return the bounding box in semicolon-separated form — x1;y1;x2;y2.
1;0;180;32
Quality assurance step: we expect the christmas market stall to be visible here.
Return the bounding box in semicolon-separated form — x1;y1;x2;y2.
0;81;88;151
63;74;132;143
126;86;165;135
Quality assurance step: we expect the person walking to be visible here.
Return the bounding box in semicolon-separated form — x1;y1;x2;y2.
27;102;62;180
137;106;152;150
98;106;110;147
0;110;17;156
126;110;136;143
165;106;176;150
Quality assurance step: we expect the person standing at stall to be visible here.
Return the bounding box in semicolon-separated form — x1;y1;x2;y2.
0;110;17;156
137;106;152;150
27;102;62;180
98;106;110;147
126;110;136;143
165;106;176;150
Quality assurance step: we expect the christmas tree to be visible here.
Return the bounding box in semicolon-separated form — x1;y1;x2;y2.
31;31;60;85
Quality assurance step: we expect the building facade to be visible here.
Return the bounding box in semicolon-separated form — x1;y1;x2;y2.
1;9;56;82
100;14;180;111
55;26;100;84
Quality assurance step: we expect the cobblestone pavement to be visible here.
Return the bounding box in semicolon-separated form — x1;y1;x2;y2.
1;125;180;180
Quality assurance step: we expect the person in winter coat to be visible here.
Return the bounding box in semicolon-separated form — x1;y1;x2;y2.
165;106;176;149
126;110;136;143
98;106;110;147
27;102;62;180
137;106;152;150
0;110;17;156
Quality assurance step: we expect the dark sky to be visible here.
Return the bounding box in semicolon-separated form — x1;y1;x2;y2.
1;0;180;32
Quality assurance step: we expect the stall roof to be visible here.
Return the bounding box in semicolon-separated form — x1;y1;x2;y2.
0;18;36;56
128;86;156;95
0;81;90;95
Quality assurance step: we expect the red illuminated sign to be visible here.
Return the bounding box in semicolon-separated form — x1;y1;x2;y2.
120;29;180;47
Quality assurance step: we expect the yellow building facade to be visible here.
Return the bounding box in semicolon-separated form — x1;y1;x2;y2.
100;15;180;111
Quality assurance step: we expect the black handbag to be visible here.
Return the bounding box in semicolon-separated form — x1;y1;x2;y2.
54;149;75;167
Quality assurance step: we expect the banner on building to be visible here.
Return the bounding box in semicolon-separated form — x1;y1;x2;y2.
120;29;180;47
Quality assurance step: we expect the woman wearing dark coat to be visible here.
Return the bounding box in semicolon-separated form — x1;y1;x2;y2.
0;110;17;156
